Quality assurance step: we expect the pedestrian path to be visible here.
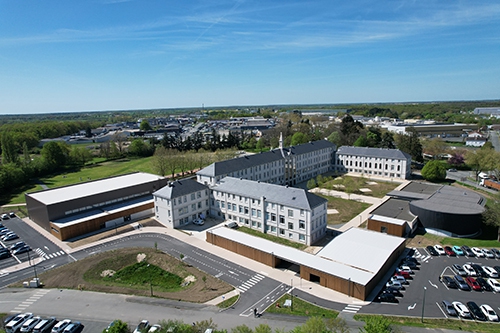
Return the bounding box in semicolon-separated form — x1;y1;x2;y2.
236;273;266;293
341;304;363;314
10;289;51;313
411;248;431;263
34;248;66;260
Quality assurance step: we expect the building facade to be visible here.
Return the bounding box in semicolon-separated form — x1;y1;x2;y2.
336;146;411;180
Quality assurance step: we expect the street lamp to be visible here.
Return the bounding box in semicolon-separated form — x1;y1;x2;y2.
421;286;427;323
26;250;38;280
147;264;153;297
290;278;293;311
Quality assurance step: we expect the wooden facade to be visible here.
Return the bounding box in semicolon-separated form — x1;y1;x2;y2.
50;202;154;241
206;230;406;301
367;217;406;237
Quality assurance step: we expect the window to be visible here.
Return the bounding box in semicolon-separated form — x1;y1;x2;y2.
252;220;256;226
271;213;277;222
271;226;276;232
191;204;196;211
279;215;285;224
191;193;195;200
251;208;256;217
289;233;293;239
197;191;201;198
183;196;187;203
300;209;304;216
257;222;261;228
257;210;261;218
299;220;305;229
232;203;237;211
280;205;284;211
299;234;305;242
221;202;225;208
280;229;285;235
288;209;293;217
198;202;202;209
288;222;293;230
239;205;243;213
244;206;249;214
381;226;388;233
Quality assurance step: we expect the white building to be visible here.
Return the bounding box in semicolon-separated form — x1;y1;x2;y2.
336;146;411;180
153;179;210;228
211;177;328;245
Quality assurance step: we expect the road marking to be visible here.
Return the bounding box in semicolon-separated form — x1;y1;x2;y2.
240;283;290;317
342;304;362;313
429;280;438;289
436;302;448;318
408;303;417;310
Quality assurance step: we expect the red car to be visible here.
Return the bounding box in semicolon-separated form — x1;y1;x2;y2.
444;246;456;256
466;277;482;291
395;271;411;279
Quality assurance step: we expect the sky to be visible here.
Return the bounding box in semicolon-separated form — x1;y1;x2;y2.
0;0;499;114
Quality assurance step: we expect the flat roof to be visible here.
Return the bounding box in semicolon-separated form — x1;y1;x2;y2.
27;172;164;205
209;227;404;285
370;198;416;221
370;214;407;226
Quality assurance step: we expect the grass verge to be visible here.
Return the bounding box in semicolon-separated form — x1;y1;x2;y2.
318;195;370;224
354;314;500;333
217;295;239;309
238;226;308;250
266;294;338;318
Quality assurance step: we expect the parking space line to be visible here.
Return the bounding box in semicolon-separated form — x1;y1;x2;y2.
436;302;447;318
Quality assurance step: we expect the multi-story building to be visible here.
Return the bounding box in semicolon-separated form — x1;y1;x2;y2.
196;136;336;186
153;179;210;228
210;177;328;245
335;146;411;180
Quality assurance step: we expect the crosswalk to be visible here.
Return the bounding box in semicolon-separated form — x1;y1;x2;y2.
412;248;431;263
236;273;266;293
342;304;362;313
10;289;51;313
34;248;66;260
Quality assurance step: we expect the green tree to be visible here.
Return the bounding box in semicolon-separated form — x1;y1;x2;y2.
353;135;368;147
41;141;70;168
140;120;152;131
466;148;496;181
307;178;317;189
394;127;423;163
151;146;169;176
343;177;357;200
254;324;272;333
128;139;153;157
359;315;396;333
421;160;447;182
101;320;129;333
70;146;93;166
1;132;19;165
422;138;448;159
325;317;349;333
293;316;327;333
231;325;253;333
483;192;500;241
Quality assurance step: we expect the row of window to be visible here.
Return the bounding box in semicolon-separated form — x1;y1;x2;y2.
65;191;150;216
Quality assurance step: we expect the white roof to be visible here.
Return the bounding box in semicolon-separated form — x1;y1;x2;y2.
317;228;405;276
27;172;163;205
370;214;407;226
209;226;404;285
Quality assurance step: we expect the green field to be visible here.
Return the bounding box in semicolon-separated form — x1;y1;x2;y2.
238;226;308;250
266;294;338;318
318;195;370;225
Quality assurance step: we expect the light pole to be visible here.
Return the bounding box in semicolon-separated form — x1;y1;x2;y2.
26;250;38;280
290;278;293;311
147;264;153;297
421;286;427;323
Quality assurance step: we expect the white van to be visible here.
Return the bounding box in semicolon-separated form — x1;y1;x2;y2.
5;313;33;333
33;318;57;333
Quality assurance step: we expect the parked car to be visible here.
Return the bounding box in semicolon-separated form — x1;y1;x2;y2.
487;278;500;292
403;256;419;265
390;275;407;285
466;276;482;291
471;264;487;278
480;304;499;322
9;212;15;218
452;301;472;319
33;317;57;333
148;325;162;333
1;213;9;220
441;276;458;289
62;322;83;333
133;320;150;333
444;246;456;256
482;248;495;259
476;277;493;292
2;233;18;241
385;280;404;290
461;245;475;257
376;293;398;303
426;245;439;256
0;228;10;236
193;219;204;226
490;248;500;259
397;265;413;274
10;242;26;251
12;245;31;255
442;300;457;316
399;260;418;269
467;301;487;321
452;246;464;256
20;317;42;333
382;287;403;297
471;247;485;257
395;270;411;279
5;313;33;333
482;266;498;278
50;319;71;333
0;251;11;259
434;245;446;255
454;275;471;291
463;264;476;277
224;222;238;229
452;264;467;276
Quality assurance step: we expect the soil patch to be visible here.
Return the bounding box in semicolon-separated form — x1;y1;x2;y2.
33;247;233;303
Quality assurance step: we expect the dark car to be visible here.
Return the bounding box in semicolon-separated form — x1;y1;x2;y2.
9;212;15;218
467;301;487;321
454;275;471;291
399;260;418;269
444;246;456;256
462;245;475;257
426;245;439;256
382;287;403;297
224;222;238;229
494;266;500;275
471;264;486;278
10;242;25;251
12;245;30;255
376;293;398;303
491;248;500;259
0;251;11;259
476;277;493;292
441;276;458;289
404;257;420;265
442;300;458;317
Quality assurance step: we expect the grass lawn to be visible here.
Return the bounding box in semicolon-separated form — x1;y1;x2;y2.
355;314;500;333
321;175;400;198
217;295;239;308
318;195;370;225
266;294;338;318
238;226;308;250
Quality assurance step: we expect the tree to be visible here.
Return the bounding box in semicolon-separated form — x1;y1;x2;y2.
359;315;397;333
325;317;349;333
70;146;93;166
151;146;169;176
353;135;368;147
101;320;129;333
293;316;327;333
466;148;496;181
41;141;70;168
1;132;19;165
342;177;357;200
140;120;152;131
422;138;448;159
394;127;423;163
448;152;465;168
231;324;253;333
291;132;308;146
340;114;363;145
254;324;272;333
128;139;153;157
307;178;317;189
483;192;500;241
421;160;446;182
379;131;395;149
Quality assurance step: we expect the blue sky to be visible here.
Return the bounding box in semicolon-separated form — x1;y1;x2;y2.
0;0;499;114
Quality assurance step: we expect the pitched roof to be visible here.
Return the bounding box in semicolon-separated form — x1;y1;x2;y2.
153;178;208;199
197;139;336;177
212;177;327;210
337;146;411;160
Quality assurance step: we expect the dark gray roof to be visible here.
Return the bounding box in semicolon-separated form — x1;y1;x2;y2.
411;185;485;215
213;177;327;210
198;139;336;177
337;146;411;160
397;182;442;197
154;178;208;199
370;198;416;221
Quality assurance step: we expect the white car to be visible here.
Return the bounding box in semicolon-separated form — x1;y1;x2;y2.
488;278;500;292
463;264;476;277
390;275;407;284
482;248;495;259
471;247;485;257
133;320;150;333
434;245;446;255
193;219;205;226
398;265;414;274
148;325;162;333
480;304;499;322
20;317;42;333
452;301;472;319
482;266;498;278
51;319;71;333
6;313;33;333
385;280;404;290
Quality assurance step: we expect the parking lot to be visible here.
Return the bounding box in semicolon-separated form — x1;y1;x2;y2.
365;246;500;322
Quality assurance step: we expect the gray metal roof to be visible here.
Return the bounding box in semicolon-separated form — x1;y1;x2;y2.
197;139;336;177
27;172;164;205
209;227;404;285
411;185;485;215
399;182;442;196
370;198;416;221
154;178;208;199
212;177;327;210
337;146;411;160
